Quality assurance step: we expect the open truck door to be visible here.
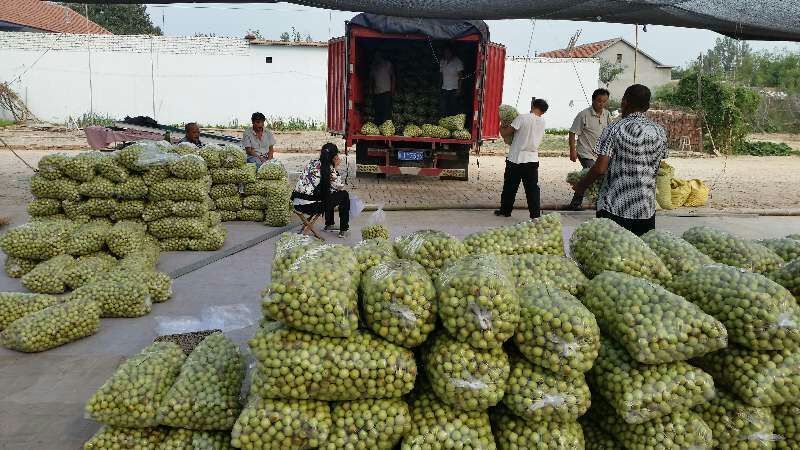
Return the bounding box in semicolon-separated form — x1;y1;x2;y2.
478;43;506;143
327;37;347;135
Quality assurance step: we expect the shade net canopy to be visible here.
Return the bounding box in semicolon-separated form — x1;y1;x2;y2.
71;0;800;42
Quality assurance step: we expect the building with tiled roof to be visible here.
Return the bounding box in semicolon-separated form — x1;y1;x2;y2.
0;0;110;34
540;37;672;99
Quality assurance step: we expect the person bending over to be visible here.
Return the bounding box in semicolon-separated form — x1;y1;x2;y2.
495;97;549;219
242;112;276;168
292;143;350;238
572;84;668;236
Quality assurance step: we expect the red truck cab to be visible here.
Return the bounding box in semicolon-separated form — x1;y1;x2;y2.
327;14;506;180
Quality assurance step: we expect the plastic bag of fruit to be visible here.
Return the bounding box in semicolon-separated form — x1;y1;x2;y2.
21;254;75;294
463;213;564;256
3;256;38;278
684;226;783;275
69;277;152;318
250;323;417;401
503;355;591;422
148;217;209;239
403;389;495;450
437;254;519;349
362;206;390;240
0;299;101;352
0;220;77;260
492;406;585;450
83;426;169;450
641;229;714;277
231;397;331;450
325;399;411;450
353;238;397;273
157;332;245;430
514;284;600;376
769;259;800;296
263;244;359;337
361;259;436;348
106;221;149;258
63;253;118;290
65;222;111;256
695;389;779;449
0;292;60;330
775;403;800;450
589;337;716;424
85;341;186;427
394;230;467;281
257;158;287;180
504;254;588;295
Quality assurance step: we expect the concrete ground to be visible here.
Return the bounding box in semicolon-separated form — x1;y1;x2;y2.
1;211;799;449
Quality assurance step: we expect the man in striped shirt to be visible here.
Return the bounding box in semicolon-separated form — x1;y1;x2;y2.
572;84;668;236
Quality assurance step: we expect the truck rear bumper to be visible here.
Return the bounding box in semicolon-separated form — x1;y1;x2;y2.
357;164;466;179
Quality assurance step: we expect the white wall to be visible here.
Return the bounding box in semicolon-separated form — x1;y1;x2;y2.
503;57;601;129
599;41;672;100
0;32;597;130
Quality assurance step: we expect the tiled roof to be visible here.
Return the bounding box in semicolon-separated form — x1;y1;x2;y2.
0;0;110;34
538;38;621;58
248;39;328;48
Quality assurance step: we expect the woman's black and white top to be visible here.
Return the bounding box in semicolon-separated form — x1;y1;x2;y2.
596;112;668;220
292;159;344;205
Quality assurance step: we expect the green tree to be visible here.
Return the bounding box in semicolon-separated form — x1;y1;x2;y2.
599;60;625;87
280;31;291;42
63;4;161;35
701;37;752;77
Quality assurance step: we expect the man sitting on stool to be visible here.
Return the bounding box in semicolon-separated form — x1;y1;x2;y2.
495;97;549;220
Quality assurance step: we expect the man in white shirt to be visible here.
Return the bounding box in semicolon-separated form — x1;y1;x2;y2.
370;52;395;125
241;112;276;168
439;47;465;117
495;98;549;219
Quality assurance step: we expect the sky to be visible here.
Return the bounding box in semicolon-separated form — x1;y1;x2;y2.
145;3;799;68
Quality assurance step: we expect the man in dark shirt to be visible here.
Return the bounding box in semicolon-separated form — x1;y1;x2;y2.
572;84;668;236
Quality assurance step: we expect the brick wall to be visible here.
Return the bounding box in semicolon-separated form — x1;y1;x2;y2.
646;109;704;153
0;31;248;55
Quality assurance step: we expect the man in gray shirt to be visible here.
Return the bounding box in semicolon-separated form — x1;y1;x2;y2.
242;112;276;168
566;88;612;210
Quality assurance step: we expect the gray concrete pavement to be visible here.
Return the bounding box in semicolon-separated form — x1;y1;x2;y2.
0;211;798;449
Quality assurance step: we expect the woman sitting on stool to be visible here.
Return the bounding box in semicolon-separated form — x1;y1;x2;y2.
291;143;350;238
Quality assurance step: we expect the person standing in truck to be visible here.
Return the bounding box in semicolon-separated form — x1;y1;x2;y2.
370;52;395;125
439;46;464;117
565;88;612;210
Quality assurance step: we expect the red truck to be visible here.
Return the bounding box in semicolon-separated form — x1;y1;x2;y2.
327;14;506;180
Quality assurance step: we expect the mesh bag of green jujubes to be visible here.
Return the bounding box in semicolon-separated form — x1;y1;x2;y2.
423;332;510;411
438;114;466;131
206;210;222;227
4;256;38;278
257;158;287;180
142;200;210;221
271;233;321;278
775;403;800;450
579;418;621;450
514;284;600;376
758;238;800;262
214;195;243;212
116;236;160;269
78;176;116;198
157;332;244;430
242;180;269;196
583;271;728;364
231;397;331;450
111;200;145;221
0;299;101;352
210;183;239;200
394;230;468;281
463;214;564;256
62;153;98;181
85;341;186;427
148;217;209;239
242;195;268;210
64;253;118;290
158;429;235;450
589;337;716;425
402;389;495;450
143;165;172;186
361;259;436;348
569;218;672;284
769;259;800;297
491;406;585;450
693;347;800;407
168;154;208;180
197;145;222;169
264;244;359;337
323;399;411;450
264;179;292;227
503;355;591;422
504;254;589;295
115;175;149;200
671;264;800;351
159;237;190;251
566;169;601;203
94;153;128;183
683;226;784;275
88;267;172;304
83;426;169;450
69;277;152;318
218;145;247;168
437;254;519;349
64;222;111;256
83;198;117;217
21;254;75;294
117;143;179;172
210;166;255;184
586;399;713;450
187;224;227;251
354;238;398;273
27;198;62;217
30;174;80;201
106;221;149;258
249;324;417;401
236;208;264;222
695;389;779;449
150;178;209;202
0;292;60;330
642;229;715;278
37;153;68;180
